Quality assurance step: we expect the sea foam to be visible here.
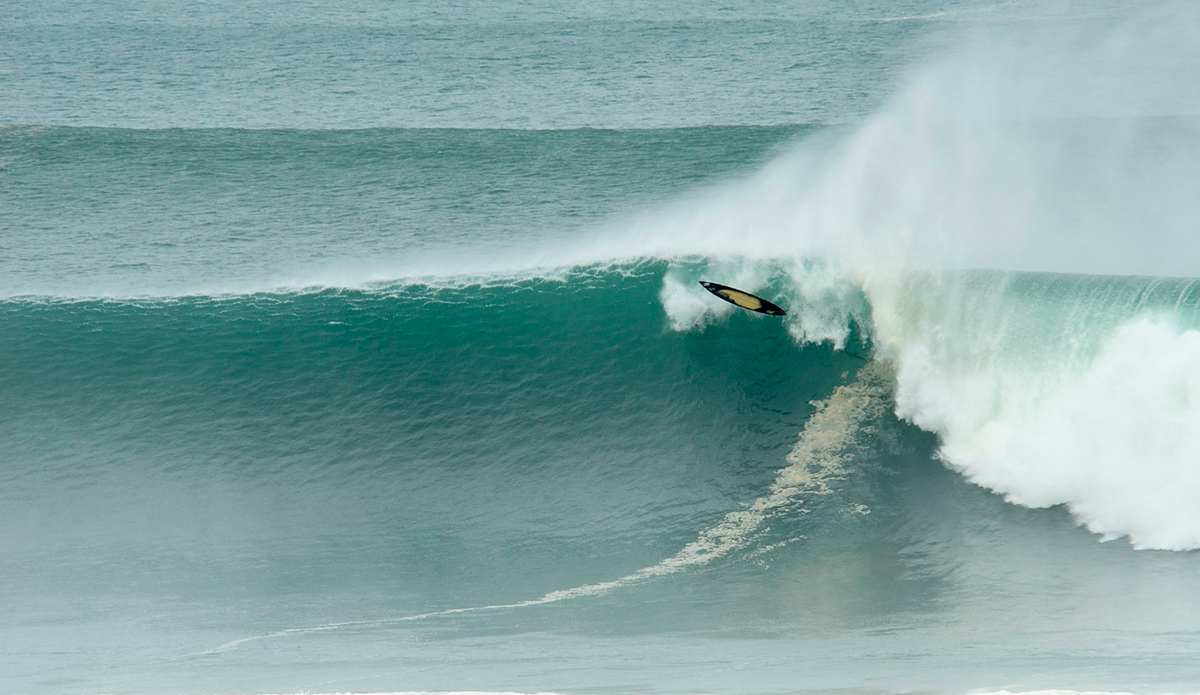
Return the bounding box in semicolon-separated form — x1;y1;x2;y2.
870;273;1200;550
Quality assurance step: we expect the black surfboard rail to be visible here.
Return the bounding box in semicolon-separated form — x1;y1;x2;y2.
699;281;787;316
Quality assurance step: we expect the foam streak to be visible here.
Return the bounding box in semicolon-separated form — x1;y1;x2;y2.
200;363;894;655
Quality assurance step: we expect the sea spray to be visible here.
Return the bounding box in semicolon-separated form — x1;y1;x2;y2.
8;1;1200;691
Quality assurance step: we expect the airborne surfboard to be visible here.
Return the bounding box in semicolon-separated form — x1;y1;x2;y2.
699;281;786;316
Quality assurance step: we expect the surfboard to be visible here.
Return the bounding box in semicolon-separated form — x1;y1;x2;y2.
699;281;787;316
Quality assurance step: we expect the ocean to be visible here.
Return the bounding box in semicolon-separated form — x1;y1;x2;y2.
4;1;1200;693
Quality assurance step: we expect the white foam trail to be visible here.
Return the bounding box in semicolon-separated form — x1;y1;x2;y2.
201;363;893;655
180;9;1200;661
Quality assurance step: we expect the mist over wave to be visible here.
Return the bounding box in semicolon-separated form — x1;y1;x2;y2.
7;1;1200;691
652;2;1200;550
7;3;1200;553
637;3;1200;549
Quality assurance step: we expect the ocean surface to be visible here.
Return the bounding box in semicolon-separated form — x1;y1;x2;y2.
4;1;1200;694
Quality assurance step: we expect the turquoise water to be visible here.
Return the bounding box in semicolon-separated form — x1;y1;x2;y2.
0;125;808;295
5;2;1200;694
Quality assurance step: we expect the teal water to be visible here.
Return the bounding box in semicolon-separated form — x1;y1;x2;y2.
1;1;943;129
5;1;1200;694
5;270;1200;693
0;125;807;296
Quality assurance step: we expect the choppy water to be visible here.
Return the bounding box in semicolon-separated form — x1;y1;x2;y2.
4;1;1200;694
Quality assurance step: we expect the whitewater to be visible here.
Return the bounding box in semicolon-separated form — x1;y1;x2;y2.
4;0;1200;693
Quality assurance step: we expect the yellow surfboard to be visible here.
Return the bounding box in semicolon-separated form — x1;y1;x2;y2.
699;281;786;316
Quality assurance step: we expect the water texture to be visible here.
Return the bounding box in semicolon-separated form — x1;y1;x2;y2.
4;1;1200;694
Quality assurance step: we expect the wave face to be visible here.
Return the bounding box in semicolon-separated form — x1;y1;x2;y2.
6;266;1200;694
7;1;1200;693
